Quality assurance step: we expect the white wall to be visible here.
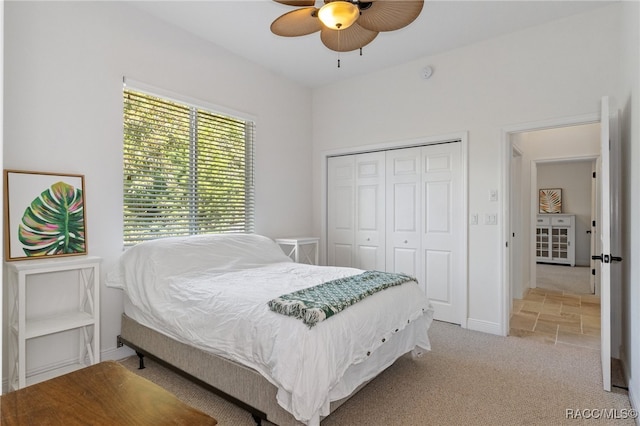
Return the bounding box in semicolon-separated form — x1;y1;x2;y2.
311;4;623;334
618;0;640;414
0;0;4;390
3;1;313;378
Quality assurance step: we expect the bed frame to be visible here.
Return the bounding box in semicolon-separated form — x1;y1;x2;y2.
118;313;366;426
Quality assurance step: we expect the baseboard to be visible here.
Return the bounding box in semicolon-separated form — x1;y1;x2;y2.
2;346;136;393
466;318;503;336
2;358;77;393
101;345;136;361
620;352;640;425
620;350;629;382
628;377;640;426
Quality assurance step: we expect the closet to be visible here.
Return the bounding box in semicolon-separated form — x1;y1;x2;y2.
326;141;463;324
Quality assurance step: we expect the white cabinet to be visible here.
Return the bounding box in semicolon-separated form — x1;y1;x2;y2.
276;237;319;265
536;214;575;266
6;256;101;390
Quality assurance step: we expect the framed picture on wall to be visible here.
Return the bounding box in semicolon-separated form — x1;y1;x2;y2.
539;188;562;214
4;170;87;261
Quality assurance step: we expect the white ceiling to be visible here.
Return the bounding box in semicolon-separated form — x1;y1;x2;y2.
131;1;614;88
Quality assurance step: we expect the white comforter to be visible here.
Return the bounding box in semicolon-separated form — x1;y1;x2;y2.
107;234;433;425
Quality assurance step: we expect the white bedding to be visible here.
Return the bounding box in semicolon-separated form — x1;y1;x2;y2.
107;234;434;425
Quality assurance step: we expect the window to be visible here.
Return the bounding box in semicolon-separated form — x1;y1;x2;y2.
122;87;255;245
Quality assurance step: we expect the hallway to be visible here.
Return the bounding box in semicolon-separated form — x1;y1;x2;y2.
510;286;600;350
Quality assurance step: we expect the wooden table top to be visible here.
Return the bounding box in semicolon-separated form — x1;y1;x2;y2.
0;361;217;425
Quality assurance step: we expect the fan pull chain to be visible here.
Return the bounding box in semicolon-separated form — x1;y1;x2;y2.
337;30;341;68
360;47;362;56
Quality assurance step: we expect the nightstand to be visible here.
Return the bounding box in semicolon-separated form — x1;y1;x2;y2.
275;237;320;265
5;256;101;390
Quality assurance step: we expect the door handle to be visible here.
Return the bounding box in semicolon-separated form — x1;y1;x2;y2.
592;254;623;263
592;254;609;263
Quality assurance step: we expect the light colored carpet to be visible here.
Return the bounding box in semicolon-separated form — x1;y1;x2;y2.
536;263;592;294
120;321;633;425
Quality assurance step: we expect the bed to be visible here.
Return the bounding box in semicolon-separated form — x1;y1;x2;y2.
106;233;434;426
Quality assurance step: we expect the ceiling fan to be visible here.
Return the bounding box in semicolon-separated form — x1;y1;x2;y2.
270;0;425;53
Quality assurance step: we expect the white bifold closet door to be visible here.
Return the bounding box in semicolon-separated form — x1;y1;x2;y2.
327;152;386;270
386;143;463;324
327;142;463;324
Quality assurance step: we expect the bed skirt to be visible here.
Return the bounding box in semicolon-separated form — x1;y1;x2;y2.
119;313;363;426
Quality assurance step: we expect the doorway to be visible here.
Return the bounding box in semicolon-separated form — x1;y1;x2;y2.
503;100;622;392
532;157;598;294
506;123;601;349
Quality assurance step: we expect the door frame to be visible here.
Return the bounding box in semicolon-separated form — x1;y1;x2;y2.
320;131;469;327
500;113;600;336
509;145;523;301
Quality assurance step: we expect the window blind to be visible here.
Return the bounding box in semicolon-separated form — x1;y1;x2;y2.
123;89;255;245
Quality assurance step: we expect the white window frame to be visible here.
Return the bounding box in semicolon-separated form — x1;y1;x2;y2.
122;79;255;245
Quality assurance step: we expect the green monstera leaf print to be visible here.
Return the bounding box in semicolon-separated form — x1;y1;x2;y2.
18;181;85;256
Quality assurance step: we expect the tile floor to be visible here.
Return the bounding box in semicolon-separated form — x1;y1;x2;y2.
510;287;601;350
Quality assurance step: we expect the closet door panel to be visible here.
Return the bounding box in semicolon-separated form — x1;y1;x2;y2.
357;246;380;271
333;244;355;268
393;248;419;279
355;152;385;270
386;147;422;285
394;184;419;232
424;250;451;304
421;143;462;324
327;156;355;267
425;181;451;233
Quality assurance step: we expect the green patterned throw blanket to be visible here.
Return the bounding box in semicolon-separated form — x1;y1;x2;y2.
268;270;415;327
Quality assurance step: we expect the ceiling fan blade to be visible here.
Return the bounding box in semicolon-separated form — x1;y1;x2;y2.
271;7;323;37
274;0;316;6
320;23;378;52
357;0;424;32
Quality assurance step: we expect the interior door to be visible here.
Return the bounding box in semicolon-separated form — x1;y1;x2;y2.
595;95;621;392
590;162;598;294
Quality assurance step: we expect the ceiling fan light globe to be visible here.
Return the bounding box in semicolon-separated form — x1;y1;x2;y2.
318;2;360;30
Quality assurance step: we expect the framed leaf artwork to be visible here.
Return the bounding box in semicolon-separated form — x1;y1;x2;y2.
539;188;562;214
4;170;87;261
